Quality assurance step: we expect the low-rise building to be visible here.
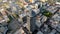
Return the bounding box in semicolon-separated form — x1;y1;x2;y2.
0;24;8;34
36;15;47;28
40;24;51;34
14;27;26;34
49;29;56;34
37;31;43;34
56;24;60;32
46;6;57;13
0;8;9;22
52;13;60;21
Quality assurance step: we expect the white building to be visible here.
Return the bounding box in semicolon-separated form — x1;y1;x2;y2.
55;0;60;5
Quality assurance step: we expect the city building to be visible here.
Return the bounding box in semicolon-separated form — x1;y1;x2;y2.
40;0;48;2
40;24;51;34
0;24;8;34
35;15;47;28
0;0;60;34
14;27;26;34
46;6;57;13
0;8;9;22
37;31;43;34
52;13;60;21
49;29;56;34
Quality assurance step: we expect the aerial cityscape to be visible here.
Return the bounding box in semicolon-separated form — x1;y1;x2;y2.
0;0;60;34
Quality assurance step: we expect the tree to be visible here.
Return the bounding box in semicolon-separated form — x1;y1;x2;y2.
42;9;52;17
